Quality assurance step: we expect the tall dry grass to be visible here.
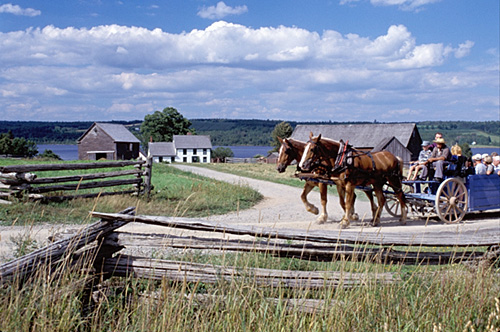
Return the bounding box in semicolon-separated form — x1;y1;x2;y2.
0;248;498;331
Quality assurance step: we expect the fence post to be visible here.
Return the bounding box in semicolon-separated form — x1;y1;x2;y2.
143;156;153;197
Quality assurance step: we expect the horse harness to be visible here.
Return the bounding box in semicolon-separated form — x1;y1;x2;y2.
332;140;377;175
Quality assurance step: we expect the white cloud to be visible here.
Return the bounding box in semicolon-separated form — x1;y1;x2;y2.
0;21;496;122
454;40;474;58
0;3;41;17
197;1;248;20
340;0;442;11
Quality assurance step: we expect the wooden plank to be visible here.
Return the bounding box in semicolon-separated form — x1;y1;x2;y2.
102;255;398;289
0;160;145;173
92;212;500;247
105;232;484;265
0;207;136;285
28;169;143;184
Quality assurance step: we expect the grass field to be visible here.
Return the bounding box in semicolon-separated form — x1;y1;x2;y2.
0;160;262;225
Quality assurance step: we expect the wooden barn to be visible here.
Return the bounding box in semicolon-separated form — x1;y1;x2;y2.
291;123;422;164
78;123;140;160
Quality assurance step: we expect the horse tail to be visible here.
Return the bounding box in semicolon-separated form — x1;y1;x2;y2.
396;156;404;178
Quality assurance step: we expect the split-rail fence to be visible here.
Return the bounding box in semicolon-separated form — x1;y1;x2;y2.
0;158;152;203
1;208;498;289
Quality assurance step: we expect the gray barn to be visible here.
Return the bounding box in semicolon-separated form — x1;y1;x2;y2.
78;123;140;160
291;123;422;164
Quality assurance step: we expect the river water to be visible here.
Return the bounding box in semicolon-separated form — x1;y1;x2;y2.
37;144;275;161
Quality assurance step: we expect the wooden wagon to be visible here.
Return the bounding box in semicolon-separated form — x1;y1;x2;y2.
385;174;500;224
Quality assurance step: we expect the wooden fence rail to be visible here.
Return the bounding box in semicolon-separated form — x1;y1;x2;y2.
0;158;152;202
1;208;498;289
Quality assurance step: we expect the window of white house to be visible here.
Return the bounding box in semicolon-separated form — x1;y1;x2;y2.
203;149;207;155
183;149;187;155
193;149;197;155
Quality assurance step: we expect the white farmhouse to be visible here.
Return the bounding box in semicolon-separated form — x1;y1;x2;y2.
148;135;212;163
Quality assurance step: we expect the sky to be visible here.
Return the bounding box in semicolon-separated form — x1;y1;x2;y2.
0;0;498;123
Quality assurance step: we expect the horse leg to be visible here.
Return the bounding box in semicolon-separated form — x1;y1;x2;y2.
340;182;355;229
317;183;328;224
389;176;407;224
336;179;358;221
363;189;378;220
301;182;319;215
371;184;386;227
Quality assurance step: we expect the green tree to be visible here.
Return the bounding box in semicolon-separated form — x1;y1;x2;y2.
270;121;293;152
0;132;13;155
38;149;62;160
460;143;472;158
211;147;234;162
140;107;194;149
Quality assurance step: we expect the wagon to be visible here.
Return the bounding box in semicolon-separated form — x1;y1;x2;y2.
384;174;500;224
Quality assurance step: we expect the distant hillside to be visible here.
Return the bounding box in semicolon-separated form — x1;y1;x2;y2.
0;119;498;147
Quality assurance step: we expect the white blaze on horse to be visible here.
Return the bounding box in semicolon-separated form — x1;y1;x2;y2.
276;137;374;224
299;132;406;228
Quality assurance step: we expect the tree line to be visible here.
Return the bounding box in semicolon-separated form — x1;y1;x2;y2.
1;117;498;149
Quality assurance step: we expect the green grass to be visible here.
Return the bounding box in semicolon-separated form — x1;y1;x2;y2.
0;161;262;225
196;162;342;196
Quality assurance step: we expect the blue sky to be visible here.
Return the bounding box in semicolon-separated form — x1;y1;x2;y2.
0;0;498;122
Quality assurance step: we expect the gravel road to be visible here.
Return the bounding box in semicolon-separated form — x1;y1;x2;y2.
1;164;498;263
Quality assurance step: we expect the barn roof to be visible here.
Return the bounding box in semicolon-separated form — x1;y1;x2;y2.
173;135;212;149
291;123;418;148
78;123;140;143
148;142;176;156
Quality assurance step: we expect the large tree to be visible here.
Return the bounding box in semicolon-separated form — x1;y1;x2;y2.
140;107;194;148
270;121;293;151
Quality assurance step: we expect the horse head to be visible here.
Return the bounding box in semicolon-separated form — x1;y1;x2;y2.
299;132;340;172
276;137;303;173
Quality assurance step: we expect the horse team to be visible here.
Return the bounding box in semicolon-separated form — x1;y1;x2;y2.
277;132;407;229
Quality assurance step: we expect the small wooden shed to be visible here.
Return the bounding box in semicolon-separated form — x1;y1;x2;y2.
77;123;140;160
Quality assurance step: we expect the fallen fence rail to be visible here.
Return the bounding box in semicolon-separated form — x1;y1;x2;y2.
0;158;152;202
1;209;498;289
92;212;500;247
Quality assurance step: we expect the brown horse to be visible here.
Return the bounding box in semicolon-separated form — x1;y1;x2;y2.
299;133;406;228
276;137;373;223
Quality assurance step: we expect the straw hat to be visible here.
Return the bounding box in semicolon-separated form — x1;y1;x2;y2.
434;138;446;144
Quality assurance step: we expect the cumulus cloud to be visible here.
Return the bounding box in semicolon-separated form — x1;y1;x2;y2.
0;3;41;16
0;21;494;122
0;22;467;71
197;1;248;19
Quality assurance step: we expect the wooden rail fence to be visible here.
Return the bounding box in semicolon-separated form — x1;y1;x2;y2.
1;209;498;289
0;158;152;203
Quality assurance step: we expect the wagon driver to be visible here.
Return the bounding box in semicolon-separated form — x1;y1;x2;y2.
420;137;451;183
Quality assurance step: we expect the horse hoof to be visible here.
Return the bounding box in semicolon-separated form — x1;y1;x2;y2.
316;219;326;225
317;214;327;223
351;213;359;221
307;206;319;215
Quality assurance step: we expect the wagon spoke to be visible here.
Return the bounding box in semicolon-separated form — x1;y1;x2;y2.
435;178;468;224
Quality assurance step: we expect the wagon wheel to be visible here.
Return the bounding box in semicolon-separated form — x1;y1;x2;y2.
384;184;413;217
435;178;468;224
